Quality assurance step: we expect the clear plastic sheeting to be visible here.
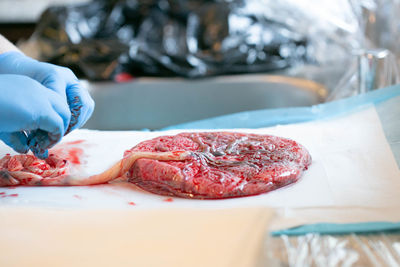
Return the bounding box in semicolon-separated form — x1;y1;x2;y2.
327;49;400;101
360;0;400;58
242;0;363;65
265;233;400;267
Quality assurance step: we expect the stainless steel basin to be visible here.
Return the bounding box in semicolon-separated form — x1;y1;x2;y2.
84;74;328;130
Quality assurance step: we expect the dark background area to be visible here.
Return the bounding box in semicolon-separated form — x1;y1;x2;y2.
0;23;36;43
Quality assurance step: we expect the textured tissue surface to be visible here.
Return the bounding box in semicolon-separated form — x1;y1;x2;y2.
126;132;311;199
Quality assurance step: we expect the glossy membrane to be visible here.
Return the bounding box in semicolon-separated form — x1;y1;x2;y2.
126;132;312;199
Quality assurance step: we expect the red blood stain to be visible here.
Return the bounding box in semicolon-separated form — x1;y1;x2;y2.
67;148;83;165
1;193;19;198
128;201;136;206
50;140;85;165
66;140;85;145
163;198;174;202
73;194;82;200
0;192;5;195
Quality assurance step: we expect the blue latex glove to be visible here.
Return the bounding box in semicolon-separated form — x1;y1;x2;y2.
0;74;71;158
0;51;94;158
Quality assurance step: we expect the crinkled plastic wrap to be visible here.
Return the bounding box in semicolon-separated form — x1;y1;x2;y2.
264;233;400;266
255;0;400;100
325;0;400;100
27;0;364;80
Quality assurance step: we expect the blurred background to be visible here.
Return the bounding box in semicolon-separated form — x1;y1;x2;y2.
2;0;400;129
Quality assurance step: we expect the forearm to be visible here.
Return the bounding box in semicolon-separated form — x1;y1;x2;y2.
0;34;20;54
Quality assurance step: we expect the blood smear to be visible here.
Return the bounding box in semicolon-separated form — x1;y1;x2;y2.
128;201;136;206
1;193;19;198
163;198;174;202
73;194;82;200
65;140;85;145
67;148;83;164
52;143;84;165
50;140;86;165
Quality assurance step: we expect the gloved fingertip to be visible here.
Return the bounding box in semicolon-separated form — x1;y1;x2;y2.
65;96;83;135
32;148;48;160
64;126;73;136
28;139;46;159
65;88;95;135
0;132;29;154
14;145;29;154
28;138;47;159
11;138;29;154
28;130;60;159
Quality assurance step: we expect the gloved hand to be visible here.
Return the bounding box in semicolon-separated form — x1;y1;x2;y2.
0;74;71;158
0;51;94;158
0;51;94;134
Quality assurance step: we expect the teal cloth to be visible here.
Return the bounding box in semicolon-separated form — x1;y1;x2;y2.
163;85;400;235
272;222;400;236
